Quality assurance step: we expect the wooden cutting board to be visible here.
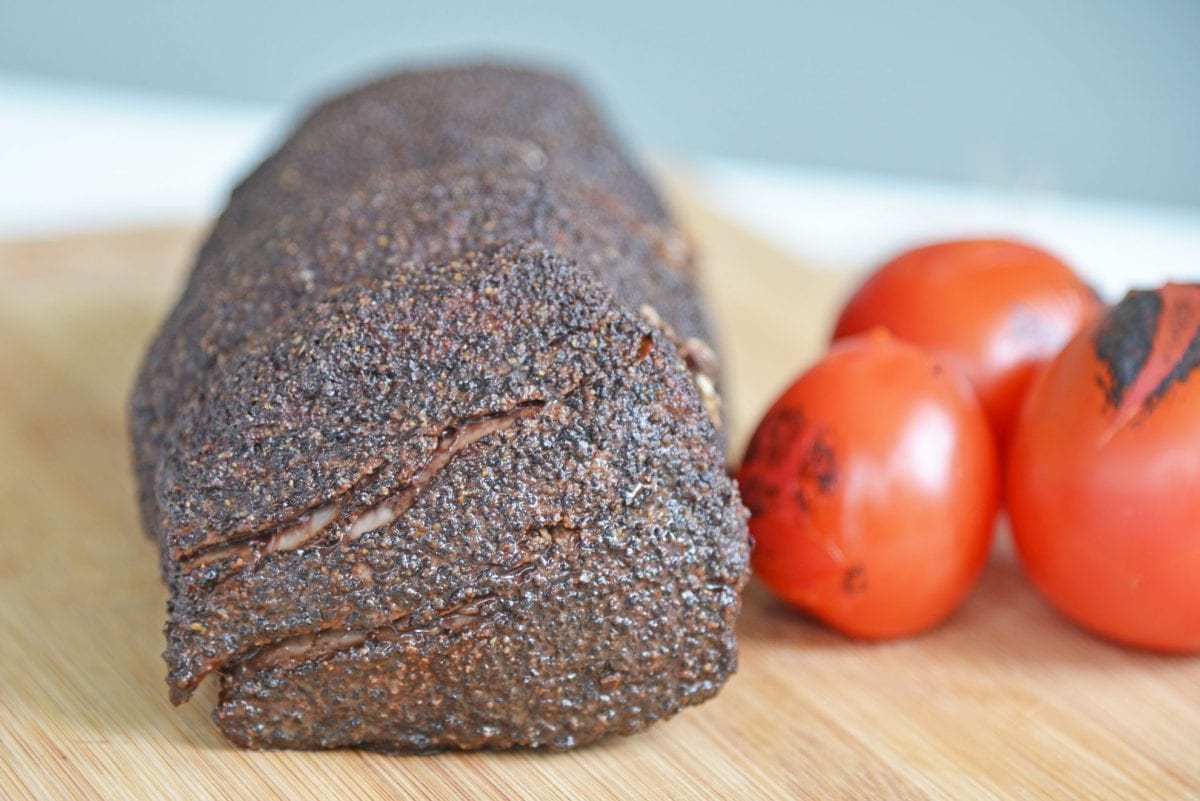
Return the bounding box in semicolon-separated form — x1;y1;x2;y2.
1;170;1196;800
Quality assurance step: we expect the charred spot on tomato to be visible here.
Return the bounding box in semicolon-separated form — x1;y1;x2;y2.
784;425;838;515
1095;289;1160;410
738;475;777;516
1095;284;1200;419
1146;291;1200;408
842;565;867;595
742;405;838;520
744;405;808;468
1154;330;1200;398
800;431;838;496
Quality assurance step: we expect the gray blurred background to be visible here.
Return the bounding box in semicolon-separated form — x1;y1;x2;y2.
2;0;1198;206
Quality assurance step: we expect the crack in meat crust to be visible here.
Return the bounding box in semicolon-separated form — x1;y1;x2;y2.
179;402;546;573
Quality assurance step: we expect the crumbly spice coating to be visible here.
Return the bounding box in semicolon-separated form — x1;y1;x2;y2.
130;65;748;751
236;65;670;225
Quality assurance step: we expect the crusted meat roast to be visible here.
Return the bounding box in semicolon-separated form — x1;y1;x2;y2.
129;65;749;751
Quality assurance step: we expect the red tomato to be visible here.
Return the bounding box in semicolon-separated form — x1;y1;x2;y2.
1007;283;1200;652
739;330;1000;639
833;239;1102;446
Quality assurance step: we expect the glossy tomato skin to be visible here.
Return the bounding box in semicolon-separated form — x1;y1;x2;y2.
833;239;1102;445
739;331;1000;639
1007;284;1200;652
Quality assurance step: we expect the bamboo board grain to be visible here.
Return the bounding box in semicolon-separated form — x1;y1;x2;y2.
1;172;1198;800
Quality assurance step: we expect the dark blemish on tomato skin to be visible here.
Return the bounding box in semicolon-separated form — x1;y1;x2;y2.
788;418;838;515
843;566;867;595
742;404;838;518
800;434;838;496
1095;286;1200;416
1094;290;1160;409
1148;323;1200;407
738;475;776;517
743;405;807;469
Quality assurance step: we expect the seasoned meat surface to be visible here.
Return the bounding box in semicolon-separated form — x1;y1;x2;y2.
130;64;748;751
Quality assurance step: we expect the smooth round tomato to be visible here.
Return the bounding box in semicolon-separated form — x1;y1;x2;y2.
739;330;1000;639
833;239;1102;446
1007;283;1200;652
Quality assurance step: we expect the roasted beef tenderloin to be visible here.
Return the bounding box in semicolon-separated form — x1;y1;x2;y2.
130;64;749;751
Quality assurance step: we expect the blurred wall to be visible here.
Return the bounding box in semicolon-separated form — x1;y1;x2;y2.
2;0;1197;206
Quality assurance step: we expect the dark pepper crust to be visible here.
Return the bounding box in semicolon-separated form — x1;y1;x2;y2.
142;167;714;557
235;65;671;227
130;65;749;751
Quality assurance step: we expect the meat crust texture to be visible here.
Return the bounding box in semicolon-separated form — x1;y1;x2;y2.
130;64;749;751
